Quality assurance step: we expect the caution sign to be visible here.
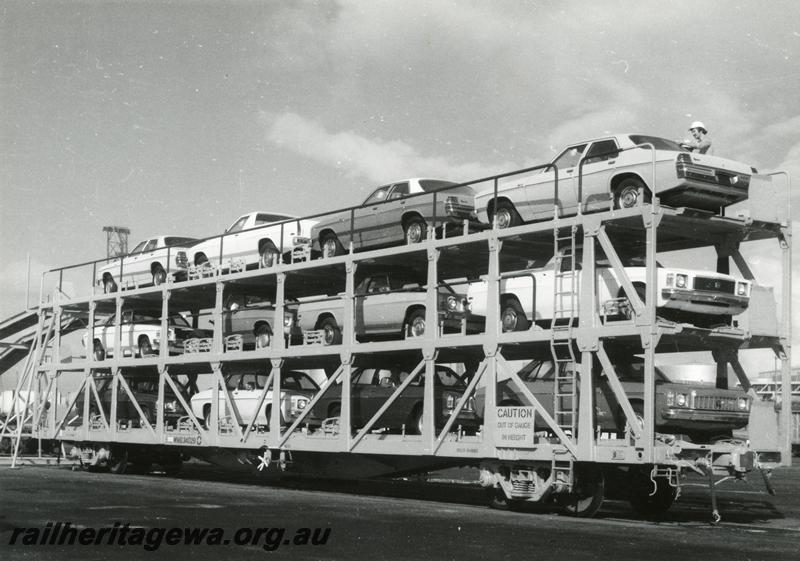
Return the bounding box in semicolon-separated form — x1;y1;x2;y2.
495;406;535;448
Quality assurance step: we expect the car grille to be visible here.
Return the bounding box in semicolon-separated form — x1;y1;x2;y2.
693;277;735;294
694;395;740;411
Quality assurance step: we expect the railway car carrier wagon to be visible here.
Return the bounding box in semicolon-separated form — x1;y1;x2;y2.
1;153;792;522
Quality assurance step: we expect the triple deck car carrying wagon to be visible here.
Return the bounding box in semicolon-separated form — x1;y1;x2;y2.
1;153;793;522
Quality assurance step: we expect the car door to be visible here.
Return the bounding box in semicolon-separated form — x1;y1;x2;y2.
356;184;392;248
577;139;620;213
233;373;262;423
220;215;249;264
350;368;377;426
131;238;159;286
354;274;401;336
521;143;585;220
374;182;410;246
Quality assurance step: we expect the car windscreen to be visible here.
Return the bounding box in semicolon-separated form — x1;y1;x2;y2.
255;213;295;225
281;372;319;391
628;135;687;152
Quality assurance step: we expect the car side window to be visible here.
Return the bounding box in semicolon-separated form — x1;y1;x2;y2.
142;240;158;252
367;275;390;293
387;182;410;200
553;144;588;170
226;216;249;233
363;186;391;205
353;369;375;385
226;374;242;391
583;140;619;165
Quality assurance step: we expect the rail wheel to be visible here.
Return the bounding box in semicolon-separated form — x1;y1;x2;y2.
629;467;677;517
561;464;605;518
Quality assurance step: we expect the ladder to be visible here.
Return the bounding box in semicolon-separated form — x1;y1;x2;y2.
550;225;579;441
0;309;56;468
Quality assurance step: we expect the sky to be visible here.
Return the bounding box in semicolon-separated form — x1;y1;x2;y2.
1;0;798;369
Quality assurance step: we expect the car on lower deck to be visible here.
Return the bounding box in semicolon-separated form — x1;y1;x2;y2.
474;358;751;443
190;370;319;428
97;235;199;293
475;134;764;227
308;364;479;434
311;178;476;257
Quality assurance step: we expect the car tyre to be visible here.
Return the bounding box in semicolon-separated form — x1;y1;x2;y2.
254;323;272;349
138;336;154;358
493;201;522;229
152;265;167;286
500;298;529;332
103;277;118;294
614;178;651;209
92;339;106;361
404;308;427;339
259;244;280;268
321;234;344;258
319;317;342;345
404;217;427;244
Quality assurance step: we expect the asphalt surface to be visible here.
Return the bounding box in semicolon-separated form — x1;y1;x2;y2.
0;459;798;561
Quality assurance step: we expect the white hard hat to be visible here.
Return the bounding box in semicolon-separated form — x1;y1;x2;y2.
689;121;707;133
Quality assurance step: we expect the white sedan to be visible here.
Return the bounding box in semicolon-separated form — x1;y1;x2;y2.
467;249;751;331
475;134;762;227
191;370;319;428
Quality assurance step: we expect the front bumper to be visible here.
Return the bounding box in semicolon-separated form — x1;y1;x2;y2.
661;288;749;314
662;408;750;425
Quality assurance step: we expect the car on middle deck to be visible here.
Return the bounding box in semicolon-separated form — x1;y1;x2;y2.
467;247;752;331
293;266;477;344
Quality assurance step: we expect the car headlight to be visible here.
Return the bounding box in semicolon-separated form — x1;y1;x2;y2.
738;397;750;411
667;391;689;407
676;393;687;407
164;400;178;412
445;394;456;410
284;315;294;328
666;273;675;287
737;282;748;296
446;295;458;311
675;274;688;288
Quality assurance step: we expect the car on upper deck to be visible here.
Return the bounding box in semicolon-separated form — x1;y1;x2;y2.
311;178;476;258
221;289;297;351
467;247;752;331
97;235;199;293
186;211;317;271
474;358;752;444
475;134;761;227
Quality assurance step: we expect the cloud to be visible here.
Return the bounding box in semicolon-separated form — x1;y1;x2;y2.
262;110;507;184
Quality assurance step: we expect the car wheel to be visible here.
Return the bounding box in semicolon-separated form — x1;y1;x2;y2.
152;265;167;285
493;201;522;229
259;244;280;268
138;337;154;358
103;276;118;294
264;405;286;429
409;406;424;435
561;464;605;518
500;298;529;332
614;178;651;209
92;339;106;361
321;234;343;258
403;217;427;244
404;308;427;339
319;317;342;345
254;324;272;349
203;406;213;430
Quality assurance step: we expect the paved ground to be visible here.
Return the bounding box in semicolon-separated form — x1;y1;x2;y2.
0;459;797;561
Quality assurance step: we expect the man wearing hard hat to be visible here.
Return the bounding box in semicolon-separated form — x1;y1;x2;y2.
681;121;713;154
